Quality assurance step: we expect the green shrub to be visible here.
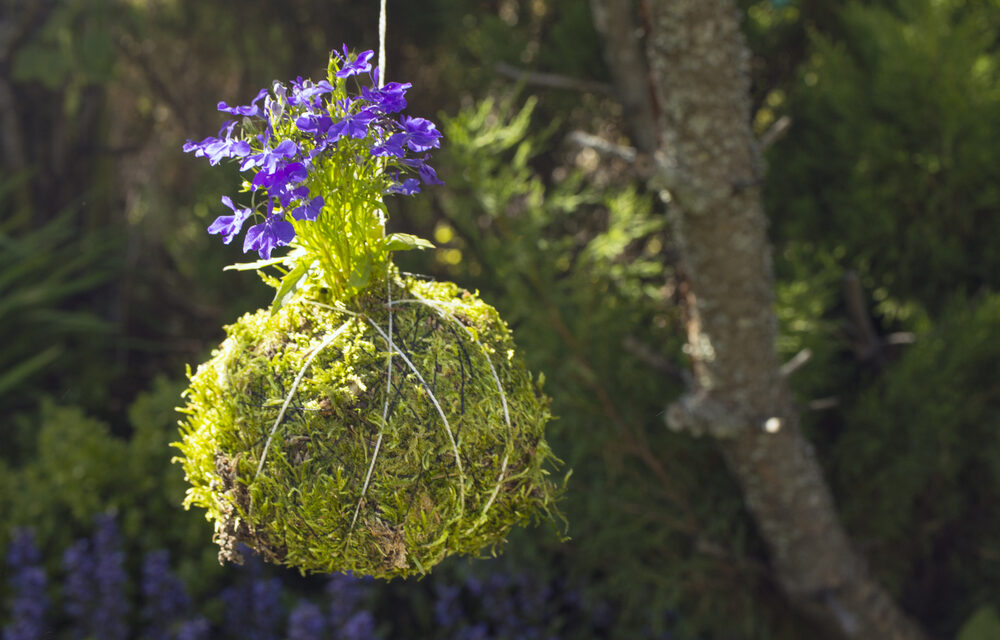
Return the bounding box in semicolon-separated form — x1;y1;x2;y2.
833;293;1000;636
0;378;217;583
766;0;1000;313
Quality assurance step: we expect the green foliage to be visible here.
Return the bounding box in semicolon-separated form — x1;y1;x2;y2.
175;277;564;578
956;605;1000;640
766;0;1000;313
0;378;215;579
833;293;1000;635
0;178;116;428
10;0;119;88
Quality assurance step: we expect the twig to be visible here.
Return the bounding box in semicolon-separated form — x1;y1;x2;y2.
760;115;791;151
495;61;614;95
621;334;689;382
779;348;812;377
566;130;640;163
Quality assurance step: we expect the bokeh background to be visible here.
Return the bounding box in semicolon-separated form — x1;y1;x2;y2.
2;0;1000;638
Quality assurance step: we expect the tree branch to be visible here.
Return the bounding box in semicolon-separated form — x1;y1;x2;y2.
494;62;614;95
588;0;660;154
591;0;932;636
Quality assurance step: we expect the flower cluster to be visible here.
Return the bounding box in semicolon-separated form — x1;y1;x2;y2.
183;45;443;297
141;550;191;640
2;529;48;640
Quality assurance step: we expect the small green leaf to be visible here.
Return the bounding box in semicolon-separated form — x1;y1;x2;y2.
385;233;435;252
347;256;373;290
224;257;287;271
270;261;311;315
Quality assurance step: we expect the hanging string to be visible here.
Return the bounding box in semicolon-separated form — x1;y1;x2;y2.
378;0;387;88
352;0;392;531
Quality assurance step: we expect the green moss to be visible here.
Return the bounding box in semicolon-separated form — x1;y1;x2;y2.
173;275;564;578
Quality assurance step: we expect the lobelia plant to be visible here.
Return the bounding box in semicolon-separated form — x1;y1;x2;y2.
173;46;566;580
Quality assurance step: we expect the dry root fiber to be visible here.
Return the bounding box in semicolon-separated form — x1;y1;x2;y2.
173;276;564;578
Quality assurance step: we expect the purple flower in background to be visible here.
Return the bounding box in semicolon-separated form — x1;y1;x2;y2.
62;538;95;636
222;549;284;640
244;209;295;259
218;87;268;118
456;624;492;640
338;610;376;640
292;195;324;221
174;618;211;640
433;583;462;628
141;550;191;640
336;48;374;78
2;529;49;640
287;602;327;640
326;573;369;627
93;514;129;640
208;196;254;244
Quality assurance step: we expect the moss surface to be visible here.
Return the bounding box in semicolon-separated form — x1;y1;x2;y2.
174;276;563;578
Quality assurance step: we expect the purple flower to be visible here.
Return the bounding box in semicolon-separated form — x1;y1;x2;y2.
141;550;191;640
243;209;295;259
174;618;211;640
242;138;299;173
218;87;268;118
183;121;252;166
386;177;420;196
93;514;129;640
2;529;49;640
326;573;369;626
433;583;462;627
62;539;95;635
328;109;377;141
295;112;334;136
362;82;411;114
418;162;444;185
401;156;445;186
292;195;324;221
338;610;376;640
335;48;374;78
287;602;327;640
208;196;253;244
289;78;334;107
400;116;442;152
252;161;308;193
371;133;407;159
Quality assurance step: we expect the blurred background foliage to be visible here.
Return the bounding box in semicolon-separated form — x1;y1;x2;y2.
2;0;1000;638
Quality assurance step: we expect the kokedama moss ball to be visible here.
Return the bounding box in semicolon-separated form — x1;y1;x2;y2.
174;276;564;578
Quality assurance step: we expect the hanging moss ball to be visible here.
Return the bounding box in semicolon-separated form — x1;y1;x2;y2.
173;276;565;578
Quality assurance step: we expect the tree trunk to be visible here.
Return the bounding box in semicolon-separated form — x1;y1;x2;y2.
593;0;930;637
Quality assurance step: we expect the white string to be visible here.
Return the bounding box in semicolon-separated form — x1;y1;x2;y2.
378;0;387;88
349;0;393;531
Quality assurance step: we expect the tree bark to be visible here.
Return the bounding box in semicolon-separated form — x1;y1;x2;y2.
593;1;930;638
